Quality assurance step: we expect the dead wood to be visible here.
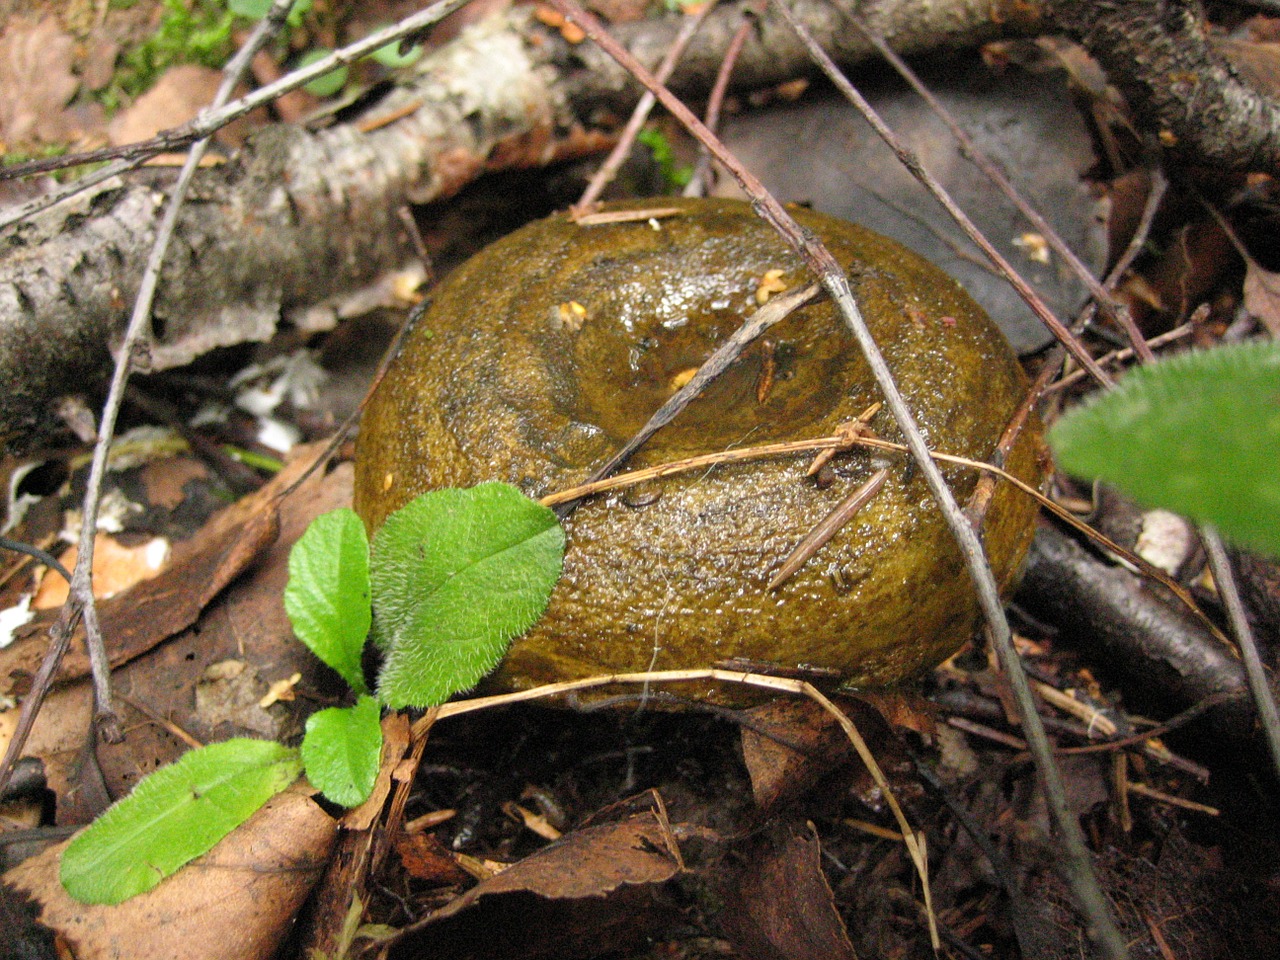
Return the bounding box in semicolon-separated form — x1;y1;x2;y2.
1048;0;1280;172
1016;523;1258;741
0;1;1038;455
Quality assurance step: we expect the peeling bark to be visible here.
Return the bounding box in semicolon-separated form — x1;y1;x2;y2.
0;2;1038;453
553;0;1037;114
1047;0;1280;172
0;15;587;452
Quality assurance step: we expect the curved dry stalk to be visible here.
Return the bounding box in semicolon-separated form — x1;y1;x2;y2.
541;424;1217;640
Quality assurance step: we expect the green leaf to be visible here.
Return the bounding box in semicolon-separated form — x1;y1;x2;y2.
301;695;383;808
60;739;301;905
638;127;693;190
298;48;348;97
1050;341;1280;556
372;483;565;709
229;0;312;23
285;508;370;694
369;38;423;69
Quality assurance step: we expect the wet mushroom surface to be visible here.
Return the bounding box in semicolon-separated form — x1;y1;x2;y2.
354;197;1044;695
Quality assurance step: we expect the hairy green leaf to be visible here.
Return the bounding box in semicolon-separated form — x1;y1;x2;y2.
284;507;370;694
301;695;383;808
372;483;564;709
60;739;301;905
1050;341;1280;556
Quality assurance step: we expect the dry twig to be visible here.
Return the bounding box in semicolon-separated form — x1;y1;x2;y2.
544;1;1124;953
0;0;297;798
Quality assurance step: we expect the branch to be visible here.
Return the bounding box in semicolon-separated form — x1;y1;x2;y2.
0;1;1036;455
1048;0;1280;173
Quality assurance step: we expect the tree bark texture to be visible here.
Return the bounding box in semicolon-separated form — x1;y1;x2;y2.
0;1;1038;454
1048;0;1280;171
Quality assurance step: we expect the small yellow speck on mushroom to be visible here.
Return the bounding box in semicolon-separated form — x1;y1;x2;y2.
755;269;789;303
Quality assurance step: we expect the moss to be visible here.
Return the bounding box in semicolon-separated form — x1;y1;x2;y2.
354;198;1043;695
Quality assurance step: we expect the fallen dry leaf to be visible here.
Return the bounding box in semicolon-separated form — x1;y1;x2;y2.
741;696;908;813
4;784;337;960
387;791;683;959
0;449;313;696
719;821;859;960
1;449;351;806
32;534;169;610
395;831;475;887
0;17;80;147
1243;258;1280;336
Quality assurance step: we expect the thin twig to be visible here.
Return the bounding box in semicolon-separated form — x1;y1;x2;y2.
841;10;1154;363
576;3;718;210
1046;323;1194;394
0;157;150;232
778;8;1113;389
963;354;1056;532
1058;167;1167;371
0;1;298;800
684;6;755;197
911;750;1042;960
768;467;890;589
1121;181;1280;777
1201;529;1280;780
0;537;73;584
1059;691;1246;756
0;612;81;799
1110;168;1168;288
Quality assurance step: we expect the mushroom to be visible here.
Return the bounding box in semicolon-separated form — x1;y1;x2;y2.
354;198;1043;694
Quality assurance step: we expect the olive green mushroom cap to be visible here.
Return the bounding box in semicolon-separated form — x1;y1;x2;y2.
354;198;1043;694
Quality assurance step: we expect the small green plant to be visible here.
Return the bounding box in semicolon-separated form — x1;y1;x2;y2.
100;0;237;110
294;48;349;97
60;482;564;904
1050;340;1280;557
228;0;312;27
637;127;694;191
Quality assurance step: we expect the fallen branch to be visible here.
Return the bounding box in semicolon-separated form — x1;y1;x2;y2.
1048;0;1280;172
0;1;1037;454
